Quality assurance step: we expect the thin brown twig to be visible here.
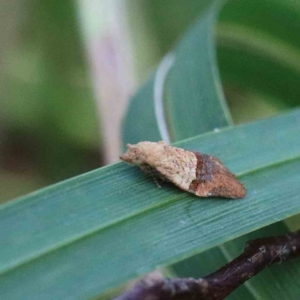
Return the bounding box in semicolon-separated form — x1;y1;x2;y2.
114;230;300;300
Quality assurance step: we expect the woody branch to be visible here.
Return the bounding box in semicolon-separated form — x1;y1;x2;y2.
114;230;300;300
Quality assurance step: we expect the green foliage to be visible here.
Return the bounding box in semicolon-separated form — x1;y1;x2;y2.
1;0;300;299
1;108;300;299
1;0;99;202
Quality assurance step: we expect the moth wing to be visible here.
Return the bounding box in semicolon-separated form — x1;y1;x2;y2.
156;166;192;191
189;152;246;198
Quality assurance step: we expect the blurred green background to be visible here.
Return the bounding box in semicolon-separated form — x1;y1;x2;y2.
0;0;212;202
1;0;299;203
1;0;101;202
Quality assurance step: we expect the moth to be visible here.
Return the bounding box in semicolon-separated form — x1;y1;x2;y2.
120;141;246;199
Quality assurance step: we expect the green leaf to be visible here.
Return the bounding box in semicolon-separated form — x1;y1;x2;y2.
1;108;300;299
122;1;232;145
165;1;232;141
122;76;162;147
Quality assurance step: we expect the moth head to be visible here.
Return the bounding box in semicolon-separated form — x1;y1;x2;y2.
120;141;167;166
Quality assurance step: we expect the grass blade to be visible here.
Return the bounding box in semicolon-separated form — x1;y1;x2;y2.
1;109;300;299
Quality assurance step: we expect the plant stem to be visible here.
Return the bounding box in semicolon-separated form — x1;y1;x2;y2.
115;230;300;300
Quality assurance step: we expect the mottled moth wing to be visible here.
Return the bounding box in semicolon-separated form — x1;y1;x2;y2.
139;164;170;182
189;152;246;198
120;141;246;199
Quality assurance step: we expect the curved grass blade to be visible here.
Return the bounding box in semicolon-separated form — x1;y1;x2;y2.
122;1;232;145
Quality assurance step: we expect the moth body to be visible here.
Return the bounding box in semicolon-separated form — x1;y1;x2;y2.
120;141;246;199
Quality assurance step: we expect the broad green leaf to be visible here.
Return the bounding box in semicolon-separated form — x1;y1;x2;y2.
122;76;162;147
165;1;232;141
122;1;232;145
1;108;300;299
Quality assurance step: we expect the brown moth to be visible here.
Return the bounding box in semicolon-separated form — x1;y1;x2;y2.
120;141;246;199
